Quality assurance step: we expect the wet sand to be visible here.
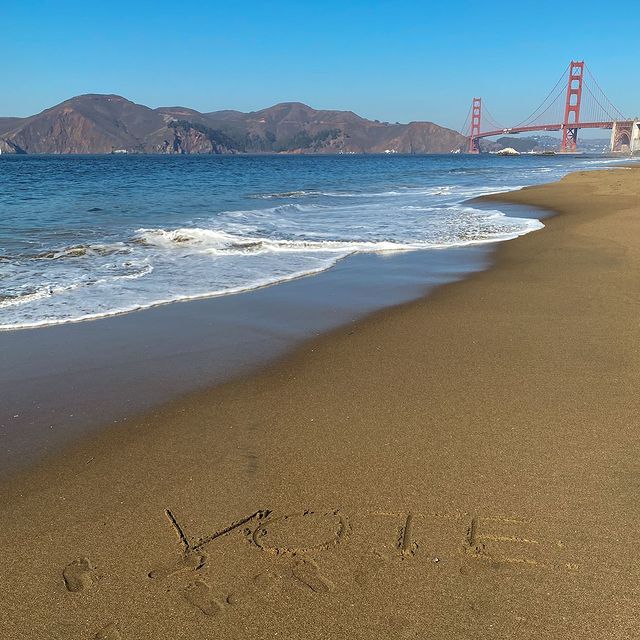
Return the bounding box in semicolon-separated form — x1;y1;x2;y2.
2;167;640;639
0;243;494;475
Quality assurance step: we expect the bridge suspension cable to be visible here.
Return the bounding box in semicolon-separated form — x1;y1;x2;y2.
511;63;569;130
584;64;626;121
459;103;472;137
481;104;505;132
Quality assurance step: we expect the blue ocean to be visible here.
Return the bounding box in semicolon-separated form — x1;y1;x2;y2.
0;153;625;330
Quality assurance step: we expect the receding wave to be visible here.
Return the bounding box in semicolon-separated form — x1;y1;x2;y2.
0;265;337;330
0;262;153;311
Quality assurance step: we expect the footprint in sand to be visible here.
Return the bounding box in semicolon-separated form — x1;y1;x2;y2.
184;580;224;616
226;570;282;605
291;559;334;593
95;623;121;639
225;562;332;607
63;557;96;592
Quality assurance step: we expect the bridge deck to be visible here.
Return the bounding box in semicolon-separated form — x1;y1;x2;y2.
474;121;629;139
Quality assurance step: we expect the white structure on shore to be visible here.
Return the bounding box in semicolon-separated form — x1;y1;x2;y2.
610;120;640;154
631;121;640;154
495;147;520;156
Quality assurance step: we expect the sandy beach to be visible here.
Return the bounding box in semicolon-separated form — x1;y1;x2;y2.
2;166;639;639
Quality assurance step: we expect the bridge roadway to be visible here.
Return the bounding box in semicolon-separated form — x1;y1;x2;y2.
473;121;629;139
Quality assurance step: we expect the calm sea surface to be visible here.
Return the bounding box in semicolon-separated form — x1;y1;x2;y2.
0;153;625;330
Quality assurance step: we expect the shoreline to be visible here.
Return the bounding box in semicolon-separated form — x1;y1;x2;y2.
3;166;640;639
0;204;544;476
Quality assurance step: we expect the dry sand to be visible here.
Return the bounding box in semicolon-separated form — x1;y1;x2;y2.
1;167;639;639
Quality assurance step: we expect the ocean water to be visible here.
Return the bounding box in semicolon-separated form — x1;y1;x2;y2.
0;153;626;330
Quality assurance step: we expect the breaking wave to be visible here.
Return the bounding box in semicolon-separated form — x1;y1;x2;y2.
0;196;542;329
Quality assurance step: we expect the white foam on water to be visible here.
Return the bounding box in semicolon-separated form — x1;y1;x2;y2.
0;197;543;330
579;158;633;165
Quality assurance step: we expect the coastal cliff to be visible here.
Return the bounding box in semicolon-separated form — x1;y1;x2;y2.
0;94;467;155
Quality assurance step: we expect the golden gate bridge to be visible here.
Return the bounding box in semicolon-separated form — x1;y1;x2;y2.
461;61;637;153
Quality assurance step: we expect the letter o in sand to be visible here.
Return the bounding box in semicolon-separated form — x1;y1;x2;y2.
251;510;349;554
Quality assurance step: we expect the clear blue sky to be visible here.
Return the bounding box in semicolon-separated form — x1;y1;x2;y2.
2;0;638;132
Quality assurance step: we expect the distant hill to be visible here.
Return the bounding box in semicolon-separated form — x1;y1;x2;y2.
0;94;467;155
480;134;610;154
0;117;24;135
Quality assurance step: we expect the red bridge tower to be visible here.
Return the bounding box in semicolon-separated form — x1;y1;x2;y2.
561;61;584;152
469;97;482;153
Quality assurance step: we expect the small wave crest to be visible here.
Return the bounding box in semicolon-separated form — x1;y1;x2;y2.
249;190;323;199
579;158;633;165
135;227;261;252
249;185;461;200
134;226;424;254
7;243;132;262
